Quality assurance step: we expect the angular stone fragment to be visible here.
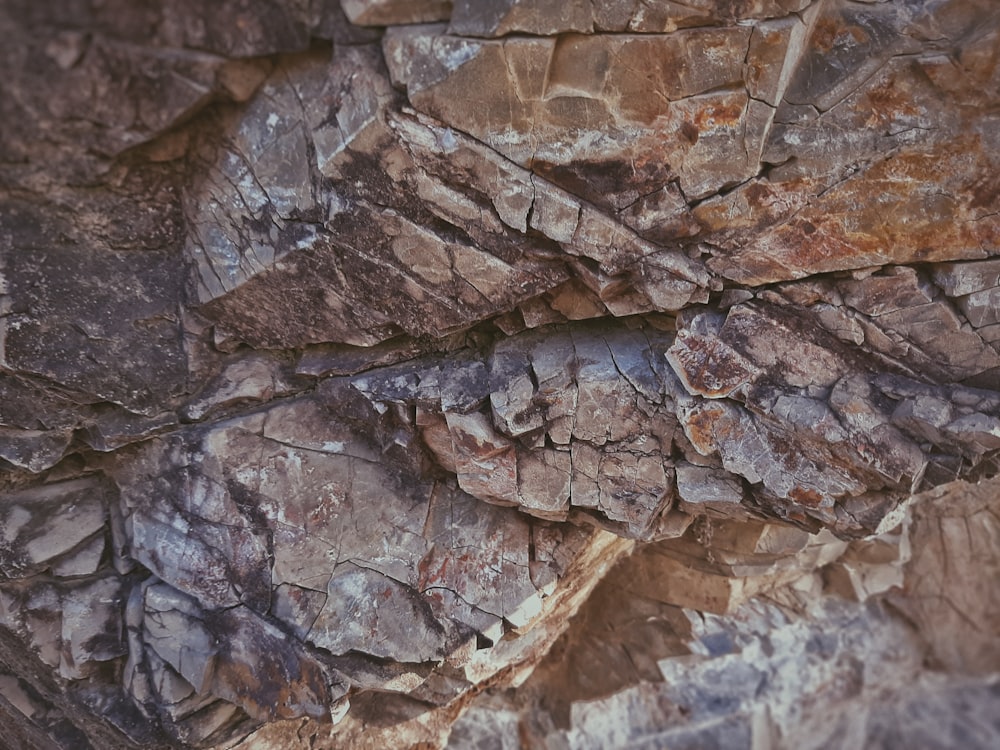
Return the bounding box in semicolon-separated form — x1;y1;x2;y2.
209;605;338;723
450;0;591;36
667;317;760;399
59;576;126;680
762;267;1000;382
889;477;1000;674
445;410;519;504
156;0;314;56
956;287;1000;328
0;479;108;578
659;296;1000;535
680;399;865;510
385;24;781;205
187;48;569;349
516;447;572;518
450;0;812;37
944;413;1000;452
675;463;744;514
80;406;180;455
311;563;448;663
123;451;272;610
143;583;218;694
270;584;327;641
181;354;297;421
0;574;126;688
932;258;1000;297
50;534;106;578
572;445;674;537
347;320;684;538
0;428;73;473
142;581;340;724
825;523;910;603
1;24;273;162
838;266;932;317
529;180;580;244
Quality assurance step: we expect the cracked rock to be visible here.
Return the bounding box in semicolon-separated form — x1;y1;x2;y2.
1;0;999;748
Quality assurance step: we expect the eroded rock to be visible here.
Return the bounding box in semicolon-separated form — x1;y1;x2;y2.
1;0;999;747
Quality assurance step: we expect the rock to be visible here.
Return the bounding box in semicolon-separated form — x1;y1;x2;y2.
387;25;767;204
0;573;126;684
675;462;745;514
142;582;218;694
348;320;685;539
446;704;520;750
888;477;1000;674
0;429;74;474
187;47;571;349
454;553;1000;749
956;287;1000;328
1;0;999;748
666;312;760;399
449;0;592;36
559;597;988;750
121;438;273;610
310;563;448;663
931;258;1000;297
140;580;342;726
180;354;300;422
697;2;1000;286
207;603;339;723
97;382;630;740
0;479;109;579
449;0;813;37
342;0;453;26
1;201;188;416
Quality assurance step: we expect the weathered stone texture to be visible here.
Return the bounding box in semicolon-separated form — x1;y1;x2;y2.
0;0;998;747
447;478;1000;749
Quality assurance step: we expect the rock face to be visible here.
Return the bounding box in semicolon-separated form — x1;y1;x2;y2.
0;1;998;748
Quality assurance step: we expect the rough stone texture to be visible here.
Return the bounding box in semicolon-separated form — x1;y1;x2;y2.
448;477;1000;749
0;0;998;748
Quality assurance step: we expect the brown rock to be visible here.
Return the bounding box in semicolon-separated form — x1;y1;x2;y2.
1;1;999;748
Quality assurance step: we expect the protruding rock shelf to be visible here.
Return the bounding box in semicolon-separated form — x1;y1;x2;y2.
0;1;998;748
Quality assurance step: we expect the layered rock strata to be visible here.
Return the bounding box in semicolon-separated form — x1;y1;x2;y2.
0;0;998;748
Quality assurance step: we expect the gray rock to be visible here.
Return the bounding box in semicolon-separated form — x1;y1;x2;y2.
0;479;108;578
675;463;744;511
932;258;1000;297
310;563;448;663
142;582;218;694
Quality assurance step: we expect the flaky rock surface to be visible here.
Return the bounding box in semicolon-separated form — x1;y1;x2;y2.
0;0;998;748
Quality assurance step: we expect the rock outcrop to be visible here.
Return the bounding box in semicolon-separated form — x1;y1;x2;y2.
0;0;998;748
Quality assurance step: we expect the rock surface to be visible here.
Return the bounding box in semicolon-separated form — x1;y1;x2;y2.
0;0;998;748
447;476;1000;749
